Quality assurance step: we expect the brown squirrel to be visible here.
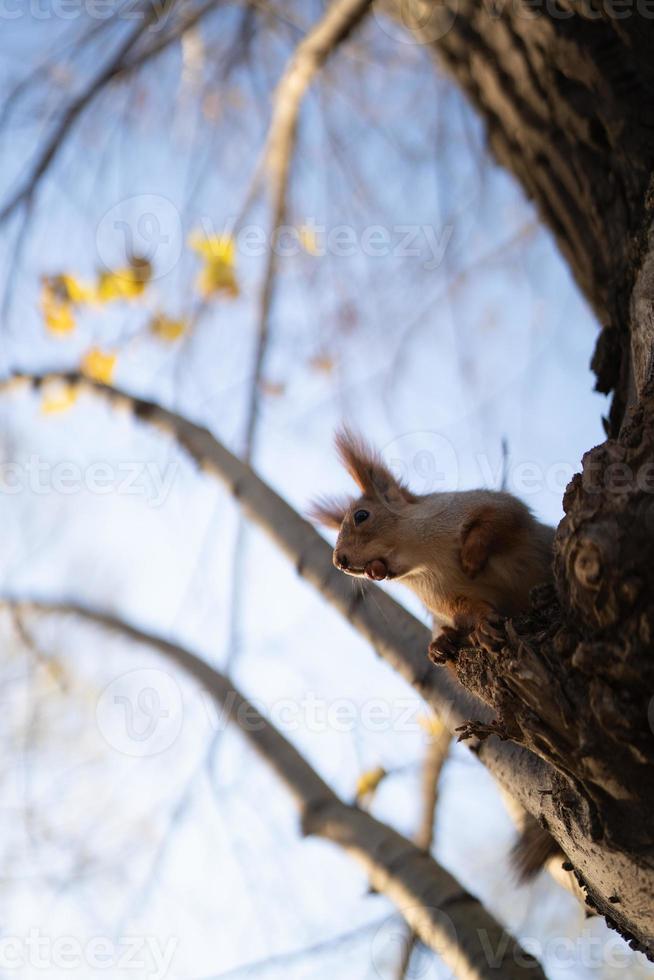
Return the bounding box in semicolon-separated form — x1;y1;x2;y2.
313;429;561;881
312;428;554;664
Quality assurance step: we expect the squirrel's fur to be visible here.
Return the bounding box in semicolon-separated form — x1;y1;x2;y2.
312;428;554;661
312;427;561;879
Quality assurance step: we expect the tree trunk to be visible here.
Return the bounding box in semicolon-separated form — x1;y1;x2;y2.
407;0;654;430
389;0;654;956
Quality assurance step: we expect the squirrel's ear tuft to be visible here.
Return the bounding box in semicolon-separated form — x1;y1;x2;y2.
335;427;414;503
308;495;350;529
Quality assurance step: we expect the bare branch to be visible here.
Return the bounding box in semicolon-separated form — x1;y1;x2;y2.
119;0;223;74
395;726;452;980
3;597;546;979
0;0;229;225
246;0;373;455
230;0;373;696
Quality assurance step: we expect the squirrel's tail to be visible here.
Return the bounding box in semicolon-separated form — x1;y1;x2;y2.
512;816;563;882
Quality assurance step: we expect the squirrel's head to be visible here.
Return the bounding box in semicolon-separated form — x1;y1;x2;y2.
310;428;417;581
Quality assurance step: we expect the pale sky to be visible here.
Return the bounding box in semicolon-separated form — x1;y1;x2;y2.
0;8;648;979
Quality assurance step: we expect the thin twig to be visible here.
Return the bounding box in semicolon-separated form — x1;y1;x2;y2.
395;725;452;980
225;0;374;708
0;0;216;224
245;0;372;454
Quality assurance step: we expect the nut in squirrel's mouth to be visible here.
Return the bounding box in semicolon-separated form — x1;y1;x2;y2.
343;558;393;581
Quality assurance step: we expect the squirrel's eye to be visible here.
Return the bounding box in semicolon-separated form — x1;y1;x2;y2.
353;509;369;526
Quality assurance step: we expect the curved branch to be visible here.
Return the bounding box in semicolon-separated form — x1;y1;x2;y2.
246;0;372;454
4;598;546;980
395;727;452;980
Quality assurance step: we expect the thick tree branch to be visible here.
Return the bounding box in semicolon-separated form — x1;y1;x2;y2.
3;598;545;980
386;0;654;431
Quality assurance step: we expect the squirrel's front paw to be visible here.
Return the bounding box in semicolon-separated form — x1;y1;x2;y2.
428;627;466;664
471;613;505;653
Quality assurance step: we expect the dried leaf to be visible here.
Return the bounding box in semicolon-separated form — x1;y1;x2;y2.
355;766;387;801
81;348;117;385
260;380;285;398
309;352;335;374
418;713;445;737
41;381;79;415
189;232;239;299
96;256;152;303
41;278;76;336
150;313;187;342
298;226;320;256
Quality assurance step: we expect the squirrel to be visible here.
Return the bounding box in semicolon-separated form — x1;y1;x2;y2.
311;428;554;664
312;428;561;882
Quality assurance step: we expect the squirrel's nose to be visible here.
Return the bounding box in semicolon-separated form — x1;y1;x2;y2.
334;552;348;570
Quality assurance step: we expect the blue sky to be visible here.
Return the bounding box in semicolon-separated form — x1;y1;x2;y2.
0;7;645;979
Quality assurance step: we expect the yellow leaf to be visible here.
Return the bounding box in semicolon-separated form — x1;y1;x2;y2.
308;352;335;374
188;232;235;263
58;273;96;304
43;273;96;305
81;348;117;385
150;313;187;342
41;381;79;415
40;278;76;336
355;766;386;801
418;713;445;737
96;256;152;303
189;232;239;299
43;299;76;336
298;226;320;256
260;380;285;398
198;261;239;299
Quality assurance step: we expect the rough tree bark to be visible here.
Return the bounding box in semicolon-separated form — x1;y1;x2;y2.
384;0;654;956
405;0;654;428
